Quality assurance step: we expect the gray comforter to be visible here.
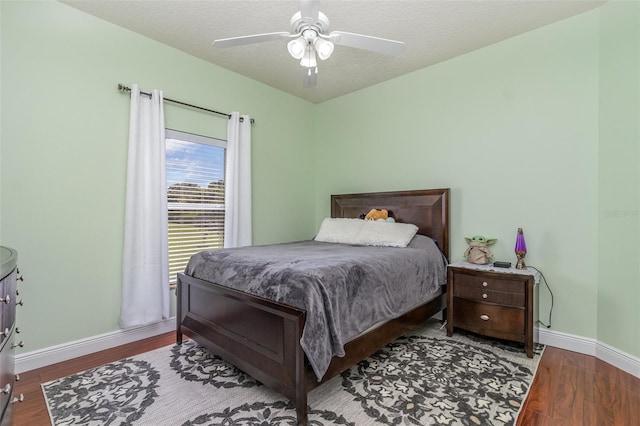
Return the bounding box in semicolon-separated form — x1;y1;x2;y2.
185;234;447;380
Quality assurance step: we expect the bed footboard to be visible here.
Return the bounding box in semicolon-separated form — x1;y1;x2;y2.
177;272;446;425
177;272;308;424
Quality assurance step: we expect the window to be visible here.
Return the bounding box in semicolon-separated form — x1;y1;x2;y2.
165;129;226;283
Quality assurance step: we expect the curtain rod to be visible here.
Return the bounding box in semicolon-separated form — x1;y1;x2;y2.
117;84;254;124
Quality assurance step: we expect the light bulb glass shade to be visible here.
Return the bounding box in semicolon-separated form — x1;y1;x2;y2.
300;45;317;68
287;37;306;59
314;38;334;60
514;227;527;269
515;228;527;252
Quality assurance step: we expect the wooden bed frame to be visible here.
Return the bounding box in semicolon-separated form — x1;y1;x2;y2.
176;188;450;425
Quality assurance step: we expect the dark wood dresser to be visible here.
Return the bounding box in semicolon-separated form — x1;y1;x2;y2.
0;246;22;424
446;263;535;357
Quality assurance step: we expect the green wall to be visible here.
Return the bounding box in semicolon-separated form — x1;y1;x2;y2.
0;0;315;353
598;0;640;357
1;0;639;360
314;5;639;357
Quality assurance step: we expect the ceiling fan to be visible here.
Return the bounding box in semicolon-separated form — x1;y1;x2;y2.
212;0;405;88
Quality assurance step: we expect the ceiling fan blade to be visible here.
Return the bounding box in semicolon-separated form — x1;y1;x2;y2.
329;31;405;56
213;32;290;48
302;67;317;88
300;0;320;22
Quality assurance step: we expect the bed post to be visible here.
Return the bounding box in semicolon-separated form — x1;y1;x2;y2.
295;313;307;425
176;276;183;345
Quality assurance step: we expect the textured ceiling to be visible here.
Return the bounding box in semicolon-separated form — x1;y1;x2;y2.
62;0;605;104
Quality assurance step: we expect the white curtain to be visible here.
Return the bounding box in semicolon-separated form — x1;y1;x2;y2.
224;112;253;248
120;84;170;328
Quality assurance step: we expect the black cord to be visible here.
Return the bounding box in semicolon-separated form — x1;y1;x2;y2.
527;265;553;328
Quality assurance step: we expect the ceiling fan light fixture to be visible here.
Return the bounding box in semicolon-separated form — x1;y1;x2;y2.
212;0;406;89
300;45;317;68
287;37;306;59
314;37;334;60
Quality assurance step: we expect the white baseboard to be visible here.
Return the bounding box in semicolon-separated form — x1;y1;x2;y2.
16;319;640;380
537;326;598;356
596;340;640;378
537;326;640;378
15;317;175;374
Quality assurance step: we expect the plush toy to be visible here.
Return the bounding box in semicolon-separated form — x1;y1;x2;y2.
464;235;497;264
364;209;396;222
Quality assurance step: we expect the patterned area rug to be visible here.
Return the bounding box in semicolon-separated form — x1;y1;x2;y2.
42;319;543;425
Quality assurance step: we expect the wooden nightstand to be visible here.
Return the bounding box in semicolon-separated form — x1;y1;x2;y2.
446;262;536;358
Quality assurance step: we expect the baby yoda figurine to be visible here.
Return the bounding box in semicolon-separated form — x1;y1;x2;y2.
464;235;497;265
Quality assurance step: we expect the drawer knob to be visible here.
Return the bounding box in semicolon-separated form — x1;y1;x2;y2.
482;281;488;287
0;295;10;304
12;394;24;403
1;384;10;394
0;328;9;337
480;314;490;321
482;293;488;299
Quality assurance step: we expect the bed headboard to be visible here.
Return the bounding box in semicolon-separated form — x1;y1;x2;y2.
331;188;450;261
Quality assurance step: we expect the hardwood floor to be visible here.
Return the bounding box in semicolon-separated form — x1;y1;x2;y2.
13;334;640;426
518;346;640;425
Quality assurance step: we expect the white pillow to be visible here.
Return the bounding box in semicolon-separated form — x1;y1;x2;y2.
314;218;418;247
314;218;364;244
357;220;418;247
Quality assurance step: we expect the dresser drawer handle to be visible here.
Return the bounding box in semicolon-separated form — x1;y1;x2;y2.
482;281;488;287
0;328;9;337
0;295;9;304
480;314;490;321
482;293;488;299
12;394;24;403
1;384;10;394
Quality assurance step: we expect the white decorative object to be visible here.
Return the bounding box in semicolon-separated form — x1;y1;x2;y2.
315;218;418;247
314;218;364;244
357;220;418;247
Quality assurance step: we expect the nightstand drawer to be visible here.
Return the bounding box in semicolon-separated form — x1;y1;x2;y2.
453;272;524;293
452;298;524;338
453;285;524;307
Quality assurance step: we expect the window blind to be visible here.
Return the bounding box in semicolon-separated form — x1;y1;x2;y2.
166;130;226;283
